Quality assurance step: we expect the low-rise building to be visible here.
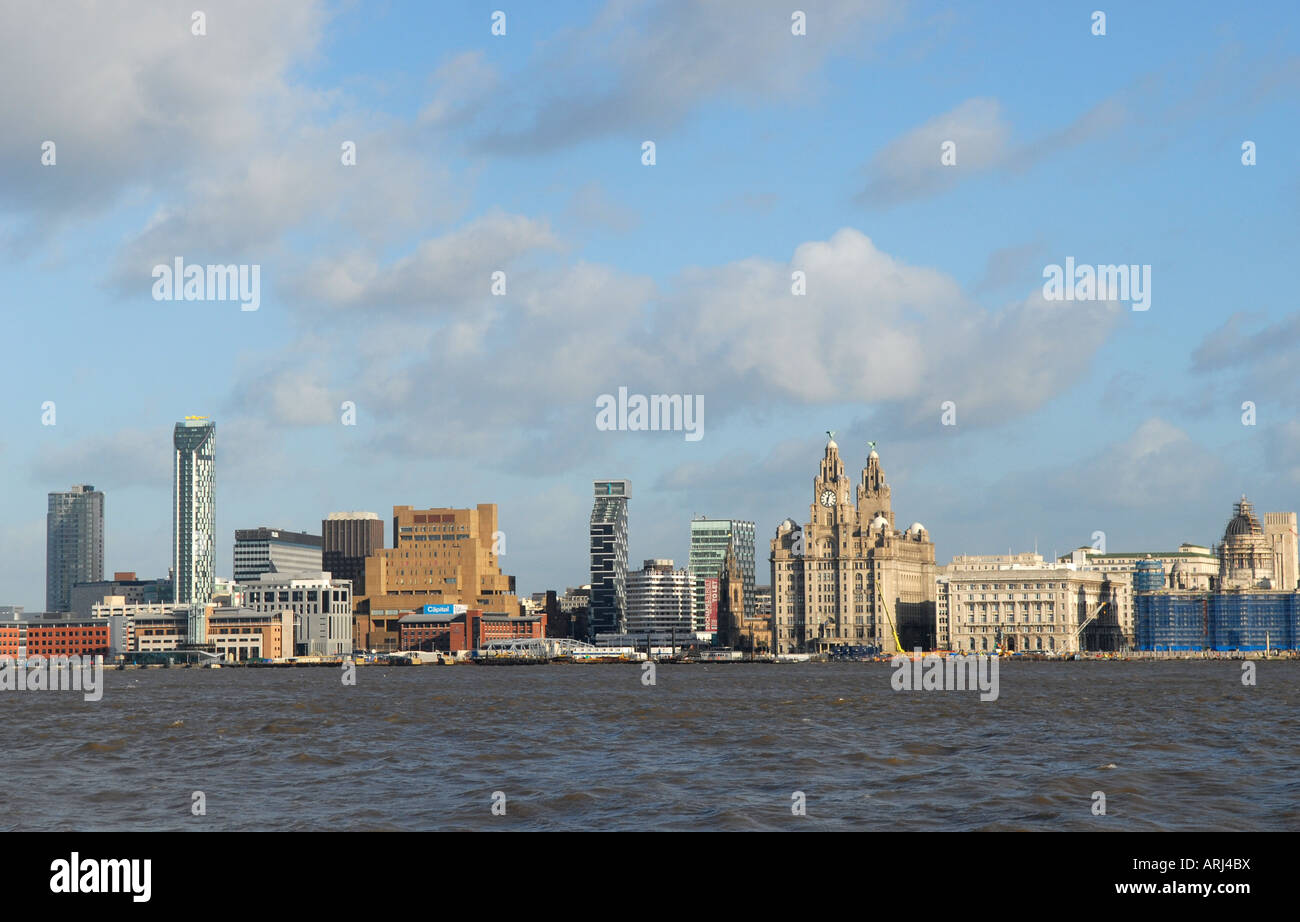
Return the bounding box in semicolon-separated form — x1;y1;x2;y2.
240;572;352;656
397;607;542;652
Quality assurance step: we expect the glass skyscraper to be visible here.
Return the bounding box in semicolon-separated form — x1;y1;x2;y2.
173;417;216;606
590;480;630;638
46;484;104;612
689;517;756;632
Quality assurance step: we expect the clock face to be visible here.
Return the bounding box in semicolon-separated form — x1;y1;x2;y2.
820;490;836;508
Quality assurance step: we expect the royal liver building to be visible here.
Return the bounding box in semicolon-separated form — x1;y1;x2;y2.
770;434;937;654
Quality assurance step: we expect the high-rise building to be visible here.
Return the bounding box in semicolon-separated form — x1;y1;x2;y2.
322;511;385;595
770;436;937;654
233;527;323;582
173;417;216;606
689;517;755;633
46;484;104;612
355;504;519;649
626;559;692;638
590;480;630;638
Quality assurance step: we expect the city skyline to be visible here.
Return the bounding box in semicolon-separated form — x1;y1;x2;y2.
3;2;1299;614
9;412;1299;616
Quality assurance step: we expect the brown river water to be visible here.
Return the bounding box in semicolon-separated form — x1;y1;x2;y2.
1;661;1295;831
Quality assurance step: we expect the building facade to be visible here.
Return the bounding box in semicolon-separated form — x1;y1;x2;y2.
771;437;937;654
233;527;323;582
173;418;216;605
69;572;172;618
1215;497;1298;590
322;511;385;596
1135;591;1300;651
590;480;630;638
689;517;755;633
356;504;518;649
941;555;1132;653
242;572;352;656
46;484;104;613
625;559;693;638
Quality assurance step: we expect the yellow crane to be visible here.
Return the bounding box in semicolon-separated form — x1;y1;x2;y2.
876;580;905;654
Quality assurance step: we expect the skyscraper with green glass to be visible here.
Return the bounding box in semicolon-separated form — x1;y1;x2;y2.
689;517;755;634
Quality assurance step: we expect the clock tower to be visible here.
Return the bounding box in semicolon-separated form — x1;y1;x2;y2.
770;433;937;655
810;433;851;527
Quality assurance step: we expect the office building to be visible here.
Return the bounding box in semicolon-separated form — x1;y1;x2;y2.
241;571;352;656
355;504;519;650
233;527;323;582
46;484;104;613
173;417;216;605
69;572;172;618
689;517;755;633
590;480;630;638
770;436;937;654
940;554;1131;653
322;511;385;595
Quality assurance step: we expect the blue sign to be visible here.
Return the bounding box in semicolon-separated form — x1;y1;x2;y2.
422;604;465;615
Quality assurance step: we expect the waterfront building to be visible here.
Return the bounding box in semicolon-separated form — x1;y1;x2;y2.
322;511;385;596
46;484;104;613
689;517;755;634
397;608;543;653
626;559;693;638
355;504;519;650
1133;499;1300;650
241;572;352;656
0;611;115;658
940;554;1131;653
233;527;323;582
1135;591;1300;651
590;480;630;638
173;418;216;605
770;436;937;654
69;572;172;619
93;600;294;659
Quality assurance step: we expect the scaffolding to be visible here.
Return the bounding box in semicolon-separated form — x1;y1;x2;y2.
1136;591;1300;650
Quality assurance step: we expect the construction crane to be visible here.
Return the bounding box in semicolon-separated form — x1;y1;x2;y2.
1072;601;1107;651
876;581;905;654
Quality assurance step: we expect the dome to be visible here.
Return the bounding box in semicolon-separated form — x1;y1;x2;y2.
909;522;926;534
1225;515;1256;536
871;515;889;531
827;438;838;450
868;449;879;460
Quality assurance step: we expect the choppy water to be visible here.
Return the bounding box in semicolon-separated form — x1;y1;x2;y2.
2;662;1296;831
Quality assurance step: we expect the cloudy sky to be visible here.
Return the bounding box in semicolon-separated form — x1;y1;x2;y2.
2;0;1298;609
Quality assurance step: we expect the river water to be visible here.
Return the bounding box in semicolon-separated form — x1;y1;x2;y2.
2;662;1295;831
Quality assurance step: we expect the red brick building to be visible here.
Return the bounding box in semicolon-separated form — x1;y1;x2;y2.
398;610;542;652
0;620;111;658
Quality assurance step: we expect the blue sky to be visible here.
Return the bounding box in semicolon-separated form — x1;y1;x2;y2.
2;0;1299;609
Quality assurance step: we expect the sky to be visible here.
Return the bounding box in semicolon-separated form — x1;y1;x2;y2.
2;0;1298;610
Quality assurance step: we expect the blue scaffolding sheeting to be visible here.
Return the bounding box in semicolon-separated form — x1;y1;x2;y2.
1136;592;1298;650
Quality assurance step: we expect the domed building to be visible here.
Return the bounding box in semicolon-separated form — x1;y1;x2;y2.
769;434;937;654
1216;496;1297;590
